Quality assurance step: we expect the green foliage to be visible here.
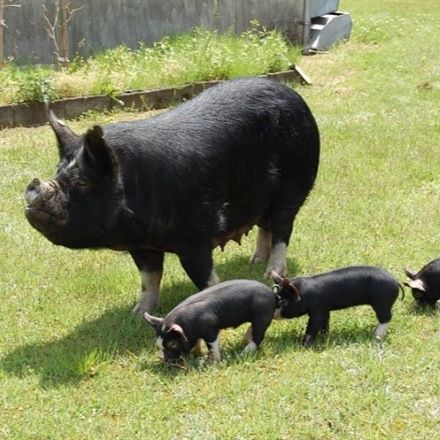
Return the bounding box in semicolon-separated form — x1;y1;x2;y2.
0;25;299;104
0;64;59;104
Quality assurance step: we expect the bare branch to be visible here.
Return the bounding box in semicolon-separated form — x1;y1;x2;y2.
42;0;83;69
66;4;84;24
0;0;21;67
42;2;61;61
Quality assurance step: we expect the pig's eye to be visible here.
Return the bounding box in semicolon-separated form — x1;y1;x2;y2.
277;297;288;307
72;176;90;189
412;289;424;299
167;340;179;350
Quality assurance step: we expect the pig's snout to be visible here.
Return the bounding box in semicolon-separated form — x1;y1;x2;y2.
25;178;59;206
25;178;43;206
24;178;68;233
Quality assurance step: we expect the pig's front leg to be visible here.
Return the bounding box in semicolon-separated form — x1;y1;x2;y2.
205;335;221;363
178;245;219;290
303;310;330;346
130;250;164;315
242;326;258;354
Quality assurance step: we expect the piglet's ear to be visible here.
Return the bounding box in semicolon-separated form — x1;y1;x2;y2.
285;280;302;300
167;324;188;342
270;270;284;284
404;278;426;292
143;312;164;331
404;268;417;280
82;125;119;183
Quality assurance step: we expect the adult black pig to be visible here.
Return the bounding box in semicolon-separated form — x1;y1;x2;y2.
24;78;320;314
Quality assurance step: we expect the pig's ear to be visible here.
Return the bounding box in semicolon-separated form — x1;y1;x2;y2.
167;324;188;342
404;278;426;292
46;105;80;159
143;312;164;331
404;268;417;280
82;125;119;183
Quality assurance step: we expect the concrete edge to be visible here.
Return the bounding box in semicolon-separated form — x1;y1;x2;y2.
0;68;309;129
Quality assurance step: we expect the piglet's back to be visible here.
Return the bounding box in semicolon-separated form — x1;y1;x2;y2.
166;280;275;323
173;280;272;308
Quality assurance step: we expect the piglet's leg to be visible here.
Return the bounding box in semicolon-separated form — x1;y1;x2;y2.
374;322;391;340
374;309;392;340
303;311;330;346
242;326;258;354
242;313;273;354
206;335;221;363
130;250;164;315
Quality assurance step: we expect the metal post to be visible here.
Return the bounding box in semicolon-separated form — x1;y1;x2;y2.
302;0;311;53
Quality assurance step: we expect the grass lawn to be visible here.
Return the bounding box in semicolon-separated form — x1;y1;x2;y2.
1;0;440;438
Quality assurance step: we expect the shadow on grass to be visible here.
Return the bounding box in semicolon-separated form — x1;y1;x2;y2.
140;320;380;374
406;301;439;316
1;304;149;388
1;254;301;387
266;320;382;352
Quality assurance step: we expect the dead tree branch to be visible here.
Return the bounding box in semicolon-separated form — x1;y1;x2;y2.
0;0;21;67
42;0;84;69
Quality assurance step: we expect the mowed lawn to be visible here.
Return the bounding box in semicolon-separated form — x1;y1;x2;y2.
1;0;440;438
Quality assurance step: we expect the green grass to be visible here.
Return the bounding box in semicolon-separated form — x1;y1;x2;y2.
0;24;300;104
1;0;440;438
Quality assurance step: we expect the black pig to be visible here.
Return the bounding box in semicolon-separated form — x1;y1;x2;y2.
143;279;277;362
271;266;402;346
404;257;440;307
24;78;320;314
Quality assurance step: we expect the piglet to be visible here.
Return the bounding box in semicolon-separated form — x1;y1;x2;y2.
271;266;403;346
143;280;276;363
404;257;440;307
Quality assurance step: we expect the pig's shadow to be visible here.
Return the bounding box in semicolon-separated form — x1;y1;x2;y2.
267;322;381;351
406;301;439;316
0;255;301;388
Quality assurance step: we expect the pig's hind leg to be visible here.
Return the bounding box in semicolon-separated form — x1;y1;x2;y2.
373;307;392;340
303;310;330;346
242;313;273;354
250;227;271;264
264;180;311;277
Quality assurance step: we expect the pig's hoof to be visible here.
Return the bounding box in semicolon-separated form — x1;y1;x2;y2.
374;335;385;346
264;264;287;279
241;341;258;355
132;297;159;316
250;252;269;264
208;355;221;364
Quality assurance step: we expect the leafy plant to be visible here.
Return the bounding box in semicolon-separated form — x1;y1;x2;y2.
11;67;59;103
